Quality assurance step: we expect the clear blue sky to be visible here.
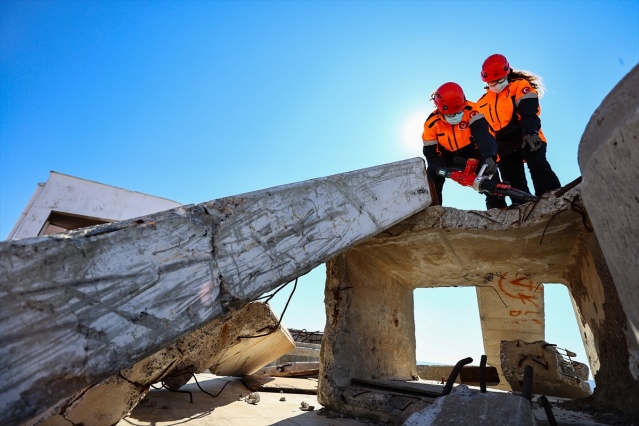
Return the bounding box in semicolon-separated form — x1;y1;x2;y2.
2;0;637;377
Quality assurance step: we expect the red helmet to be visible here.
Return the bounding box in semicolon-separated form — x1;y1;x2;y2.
432;82;466;115
481;54;511;82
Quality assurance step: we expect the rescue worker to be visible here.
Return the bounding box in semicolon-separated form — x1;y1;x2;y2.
475;53;561;204
422;82;507;210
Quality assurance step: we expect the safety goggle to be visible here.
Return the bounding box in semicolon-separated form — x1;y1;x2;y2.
444;111;463;119
487;77;507;86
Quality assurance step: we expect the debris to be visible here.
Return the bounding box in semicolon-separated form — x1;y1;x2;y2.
300;401;315;411
244;392;260;405
501;340;591;399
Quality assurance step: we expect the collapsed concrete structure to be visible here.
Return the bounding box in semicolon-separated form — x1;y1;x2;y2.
1;159;430;425
27;301;296;426
318;185;638;423
1;65;637;425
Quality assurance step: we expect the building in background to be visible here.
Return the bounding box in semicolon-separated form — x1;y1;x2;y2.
7;171;181;240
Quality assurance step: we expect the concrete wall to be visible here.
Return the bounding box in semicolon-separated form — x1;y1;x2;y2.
578;64;639;372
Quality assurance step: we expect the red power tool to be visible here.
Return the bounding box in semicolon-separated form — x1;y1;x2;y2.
436;158;537;203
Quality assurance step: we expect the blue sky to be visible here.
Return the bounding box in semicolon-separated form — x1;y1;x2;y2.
1;0;638;376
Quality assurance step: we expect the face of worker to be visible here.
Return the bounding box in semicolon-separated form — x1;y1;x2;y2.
488;77;509;93
444;110;464;125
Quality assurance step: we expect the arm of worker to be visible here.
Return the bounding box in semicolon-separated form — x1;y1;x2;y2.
516;89;542;135
468;112;498;161
422;141;446;171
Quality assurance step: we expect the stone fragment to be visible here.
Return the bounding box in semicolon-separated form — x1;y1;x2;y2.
500;340;591;399
402;385;539;426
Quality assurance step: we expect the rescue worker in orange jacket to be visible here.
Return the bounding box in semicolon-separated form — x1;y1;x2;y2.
422;82;507;210
475;54;560;203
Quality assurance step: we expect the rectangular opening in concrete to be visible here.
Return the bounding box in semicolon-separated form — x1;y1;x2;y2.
544;283;594;387
414;287;484;367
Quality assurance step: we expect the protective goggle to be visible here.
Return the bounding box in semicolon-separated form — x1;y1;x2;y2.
487;77;507;87
444;110;463;119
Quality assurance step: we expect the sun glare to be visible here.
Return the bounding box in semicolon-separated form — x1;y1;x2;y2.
399;109;428;157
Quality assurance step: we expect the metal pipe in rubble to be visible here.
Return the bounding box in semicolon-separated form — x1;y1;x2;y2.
442;357;473;396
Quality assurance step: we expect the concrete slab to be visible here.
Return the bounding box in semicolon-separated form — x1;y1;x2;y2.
1;158;430;424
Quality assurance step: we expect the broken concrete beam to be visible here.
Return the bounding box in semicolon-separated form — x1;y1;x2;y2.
206;317;295;378
0;158;431;425
162;301;296;388
500;340;591;399
28;302;295;426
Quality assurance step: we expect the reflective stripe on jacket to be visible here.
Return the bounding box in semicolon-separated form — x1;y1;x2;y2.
422;102;487;153
475;78;547;156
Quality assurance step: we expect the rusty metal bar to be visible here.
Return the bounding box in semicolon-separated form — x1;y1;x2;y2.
479;355;487;393
442;357;473;396
522;365;533;401
537;395;558;426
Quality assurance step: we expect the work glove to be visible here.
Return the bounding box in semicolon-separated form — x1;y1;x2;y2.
484;157;498;176
522;133;543;152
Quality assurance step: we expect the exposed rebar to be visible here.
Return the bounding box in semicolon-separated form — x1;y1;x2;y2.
537;395;558;426
479;355;487;393
442;357;473;396
522;365;533;401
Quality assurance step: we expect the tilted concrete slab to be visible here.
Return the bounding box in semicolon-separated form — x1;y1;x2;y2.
28;302;294;426
0;158;431;425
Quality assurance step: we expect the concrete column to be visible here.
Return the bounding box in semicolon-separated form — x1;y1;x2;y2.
476;279;545;390
319;251;416;408
578;64;639;349
565;230;639;416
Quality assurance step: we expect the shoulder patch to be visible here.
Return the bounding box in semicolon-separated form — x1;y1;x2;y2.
427;118;441;128
522;86;531;94
469;110;478;118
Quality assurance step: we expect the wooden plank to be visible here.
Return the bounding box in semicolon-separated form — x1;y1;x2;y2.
351;378;445;397
242;375;318;394
255;362;320;377
459;366;500;386
256;368;320;378
417;365;500;386
0;158;430;425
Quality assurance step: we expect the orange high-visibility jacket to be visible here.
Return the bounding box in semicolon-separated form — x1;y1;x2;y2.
422;101;497;160
475;78;546;156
